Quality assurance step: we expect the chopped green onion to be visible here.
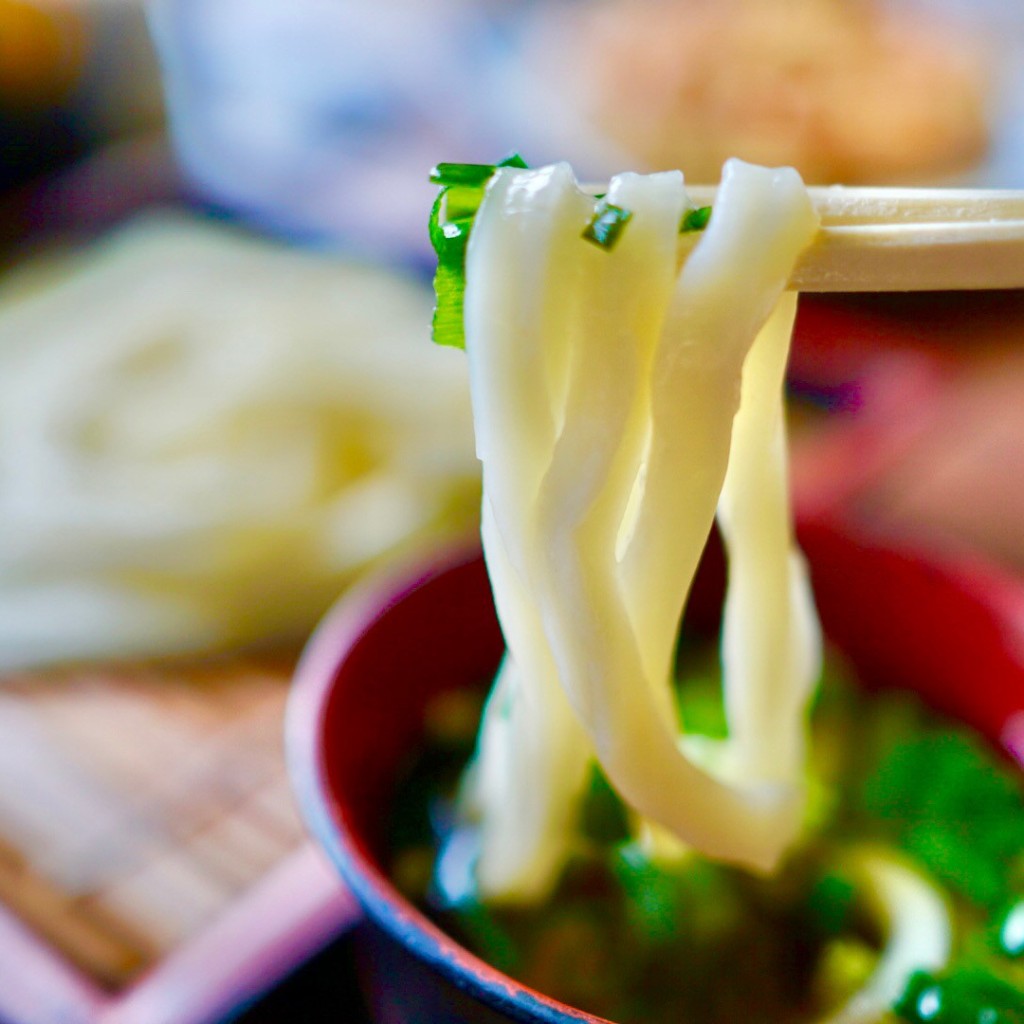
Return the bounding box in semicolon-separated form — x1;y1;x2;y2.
442;185;487;222
428;189;473;350
612;842;687;945
429;157;531;348
430;154;530;187
430;245;471;351
861;730;1024;910
429;162;499;188
997;900;1024;958
497;152;529;169
583;201;633;250
427;189;449;253
451;900;522;973
680;205;712;233
894;968;1024;1023
806;871;857;938
580;765;630;845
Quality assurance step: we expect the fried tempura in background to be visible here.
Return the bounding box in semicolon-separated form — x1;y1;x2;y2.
539;0;992;185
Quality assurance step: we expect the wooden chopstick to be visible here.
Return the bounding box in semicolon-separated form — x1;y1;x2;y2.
790;218;1024;292
683;186;1024;226
679;186;1024;291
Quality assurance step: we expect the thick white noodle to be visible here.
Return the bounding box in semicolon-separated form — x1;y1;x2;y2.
462;159;821;897
718;292;822;786
822;848;951;1024
461;166;593;900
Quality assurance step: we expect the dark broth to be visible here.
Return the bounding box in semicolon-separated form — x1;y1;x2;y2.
388;656;1024;1024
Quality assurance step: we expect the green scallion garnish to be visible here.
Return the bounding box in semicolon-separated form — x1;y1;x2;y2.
894;967;1024;1023
497;152;529;169
429;155;532;349
583;200;633;250
429;197;474;350
429;154;530;188
429;162;499;188
998;900;1024;958
440;184;486;222
680;205;712;233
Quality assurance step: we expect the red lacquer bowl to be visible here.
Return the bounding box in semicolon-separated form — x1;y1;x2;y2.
287;517;1024;1023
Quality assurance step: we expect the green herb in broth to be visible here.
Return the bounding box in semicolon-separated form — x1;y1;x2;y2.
860;730;1024;911
387;656;1024;1024
896;967;1024;1023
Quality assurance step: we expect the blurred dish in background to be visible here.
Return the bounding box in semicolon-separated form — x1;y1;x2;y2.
62;0;166;143
146;0;625;260
0;214;479;669
146;0;1024;264
0;0;83;109
535;0;994;185
0;0;87;188
0;0;164;189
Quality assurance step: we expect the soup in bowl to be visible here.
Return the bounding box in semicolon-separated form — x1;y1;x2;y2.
287;516;1024;1024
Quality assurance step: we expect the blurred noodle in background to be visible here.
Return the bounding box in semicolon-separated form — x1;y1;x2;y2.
0;214;478;669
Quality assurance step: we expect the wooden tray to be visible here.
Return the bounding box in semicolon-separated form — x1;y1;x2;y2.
0;652;359;1024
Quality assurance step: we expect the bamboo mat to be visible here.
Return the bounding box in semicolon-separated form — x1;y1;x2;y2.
0;653;306;990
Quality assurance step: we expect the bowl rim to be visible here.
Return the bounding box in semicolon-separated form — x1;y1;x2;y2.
286;521;1024;1024
286;540;605;1022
